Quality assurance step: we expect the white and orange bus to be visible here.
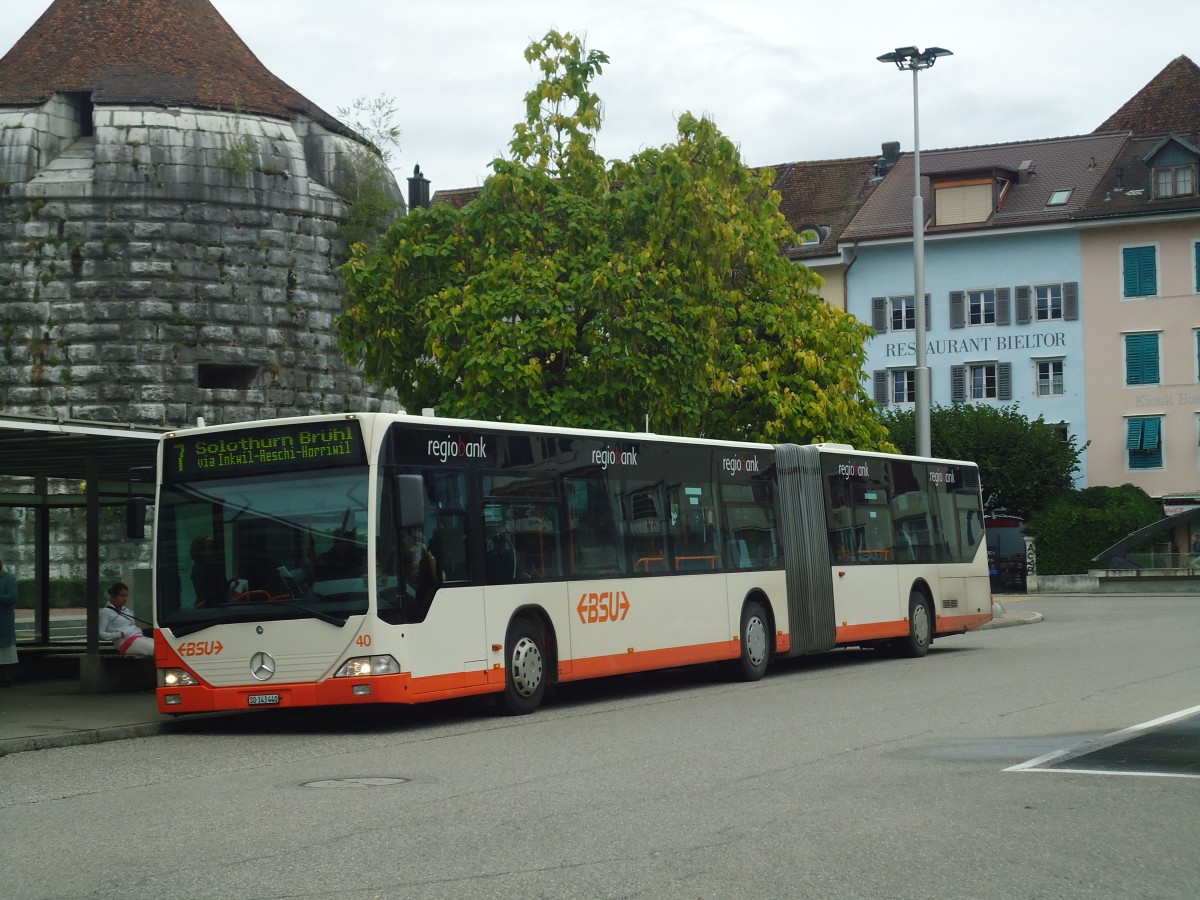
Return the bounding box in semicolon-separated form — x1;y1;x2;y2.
152;412;992;715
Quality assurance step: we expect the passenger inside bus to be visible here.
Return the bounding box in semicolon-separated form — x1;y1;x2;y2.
311;528;367;580
401;527;438;618
190;535;228;607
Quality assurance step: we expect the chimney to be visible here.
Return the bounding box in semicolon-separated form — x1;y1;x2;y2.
1017;160;1034;184
881;141;901;165
408;165;430;209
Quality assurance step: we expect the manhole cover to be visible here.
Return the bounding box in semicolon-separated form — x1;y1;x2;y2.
303;777;410;788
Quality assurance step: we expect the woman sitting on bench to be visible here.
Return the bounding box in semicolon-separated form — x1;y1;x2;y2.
99;582;154;658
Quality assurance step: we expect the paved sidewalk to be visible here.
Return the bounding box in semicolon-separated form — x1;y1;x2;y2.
0;603;1043;757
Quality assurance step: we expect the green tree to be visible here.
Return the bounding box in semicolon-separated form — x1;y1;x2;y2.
339;31;890;447
879;404;1082;519
1027;484;1161;575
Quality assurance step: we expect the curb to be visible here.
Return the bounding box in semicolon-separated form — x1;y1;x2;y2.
980;611;1044;630
0;721;171;758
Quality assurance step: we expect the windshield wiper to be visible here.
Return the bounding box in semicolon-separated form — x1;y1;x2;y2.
164;599;346;637
269;597;347;627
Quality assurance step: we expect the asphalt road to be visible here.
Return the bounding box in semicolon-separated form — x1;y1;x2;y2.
1;594;1197;899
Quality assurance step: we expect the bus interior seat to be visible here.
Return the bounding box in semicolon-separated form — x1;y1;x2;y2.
485;535;517;580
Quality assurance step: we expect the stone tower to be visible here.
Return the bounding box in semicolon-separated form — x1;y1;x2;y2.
0;0;402;428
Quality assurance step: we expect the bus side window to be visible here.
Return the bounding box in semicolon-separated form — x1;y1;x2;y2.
565;476;625;576
482;474;562;582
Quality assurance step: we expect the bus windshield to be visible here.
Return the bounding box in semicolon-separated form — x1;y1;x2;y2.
156;467;370;637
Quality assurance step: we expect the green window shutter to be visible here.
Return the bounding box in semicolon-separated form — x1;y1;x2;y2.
1194;241;1200;293
1142;417;1161;450
1125;333;1160;385
1122;246;1157;297
1126;418;1144;450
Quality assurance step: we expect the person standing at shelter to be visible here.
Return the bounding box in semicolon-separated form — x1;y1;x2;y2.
99;581;154;658
0;556;18;686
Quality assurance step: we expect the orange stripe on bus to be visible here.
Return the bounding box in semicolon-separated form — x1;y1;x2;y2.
560;639;739;682
835;620;909;643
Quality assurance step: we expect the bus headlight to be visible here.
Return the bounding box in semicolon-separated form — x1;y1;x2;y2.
158;668;199;687
334;655;401;677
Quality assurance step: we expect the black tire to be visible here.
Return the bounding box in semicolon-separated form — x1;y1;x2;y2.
500;617;548;715
897;590;933;658
730;599;771;681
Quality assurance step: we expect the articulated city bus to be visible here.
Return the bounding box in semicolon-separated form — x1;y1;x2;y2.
152;413;992;715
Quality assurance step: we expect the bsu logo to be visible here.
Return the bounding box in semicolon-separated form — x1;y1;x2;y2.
576;590;630;624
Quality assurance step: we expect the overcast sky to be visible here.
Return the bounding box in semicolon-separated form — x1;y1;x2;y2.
2;1;1196;195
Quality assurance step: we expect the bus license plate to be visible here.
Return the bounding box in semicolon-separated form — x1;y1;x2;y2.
248;693;281;706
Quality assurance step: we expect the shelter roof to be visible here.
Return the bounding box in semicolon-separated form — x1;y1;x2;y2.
0;0;345;134
0;414;163;486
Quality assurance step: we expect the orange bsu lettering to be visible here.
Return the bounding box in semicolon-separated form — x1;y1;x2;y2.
177;640;223;657
576;591;630;624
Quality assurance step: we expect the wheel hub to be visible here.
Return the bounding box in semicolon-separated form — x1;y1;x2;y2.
510;636;544;697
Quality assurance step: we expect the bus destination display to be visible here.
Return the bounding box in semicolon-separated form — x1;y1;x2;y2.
164;420;367;482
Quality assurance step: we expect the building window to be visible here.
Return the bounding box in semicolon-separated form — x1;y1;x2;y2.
872;368;917;405
1036;360;1065;396
934;181;993;226
1126;417;1163;470
1124;332;1161;386
1122;246;1158;298
968;289;996;325
1153;164;1195;199
1016;282;1078;324
890;296;915;332
951;362;1012;402
1047;189;1072;206
1035;285;1062;320
871;294;930;333
970;364;997;399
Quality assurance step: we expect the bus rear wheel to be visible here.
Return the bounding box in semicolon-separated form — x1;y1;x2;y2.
730;599;770;681
896;591;933;658
500;617;547;715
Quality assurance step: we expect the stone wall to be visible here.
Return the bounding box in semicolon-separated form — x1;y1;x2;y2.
0;101;399;427
0;98;401;585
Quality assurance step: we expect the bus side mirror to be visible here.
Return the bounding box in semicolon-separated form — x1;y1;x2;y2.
394;474;425;529
125;497;148;539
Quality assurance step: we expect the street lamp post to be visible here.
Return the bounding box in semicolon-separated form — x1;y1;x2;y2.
877;46;951;459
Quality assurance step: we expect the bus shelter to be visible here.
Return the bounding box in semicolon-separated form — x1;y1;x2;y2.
0;414;163;687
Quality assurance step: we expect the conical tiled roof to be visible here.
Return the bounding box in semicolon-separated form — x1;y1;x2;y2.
0;0;345;133
1095;55;1200;136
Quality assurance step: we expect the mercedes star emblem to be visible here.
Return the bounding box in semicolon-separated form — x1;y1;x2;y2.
249;651;277;681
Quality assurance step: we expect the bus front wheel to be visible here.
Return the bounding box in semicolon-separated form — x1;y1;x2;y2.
897;591;933;658
501;617;547;715
730;599;770;681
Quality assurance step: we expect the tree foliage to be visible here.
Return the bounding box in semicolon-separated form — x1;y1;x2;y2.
339;31;891;446
879;404;1082;519
336;93;405;248
1027;484;1161;575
